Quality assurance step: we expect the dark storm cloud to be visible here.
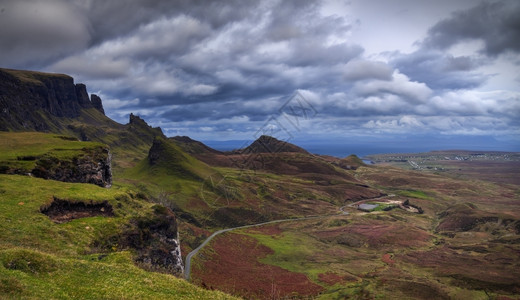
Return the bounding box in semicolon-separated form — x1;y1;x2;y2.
391;50;489;90
0;0;91;68
423;0;520;56
77;0;259;44
1;0;518;141
160;99;280;122
45;0;369;118
391;1;520;91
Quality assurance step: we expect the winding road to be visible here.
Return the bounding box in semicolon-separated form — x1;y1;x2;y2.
184;194;394;281
184;215;326;280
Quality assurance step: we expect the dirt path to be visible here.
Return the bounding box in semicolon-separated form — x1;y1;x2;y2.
184;194;394;281
184;215;325;280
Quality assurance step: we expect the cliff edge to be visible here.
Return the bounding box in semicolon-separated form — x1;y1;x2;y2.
0;68;105;131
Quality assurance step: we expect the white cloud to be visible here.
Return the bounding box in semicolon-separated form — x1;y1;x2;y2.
343;59;393;81
353;70;433;103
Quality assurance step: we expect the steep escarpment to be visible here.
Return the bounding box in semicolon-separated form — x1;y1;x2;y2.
0;68;105;131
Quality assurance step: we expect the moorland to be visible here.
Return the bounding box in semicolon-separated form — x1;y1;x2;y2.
0;68;519;299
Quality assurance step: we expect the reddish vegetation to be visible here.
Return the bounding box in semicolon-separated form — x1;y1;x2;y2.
244;224;283;236
442;160;520;185
192;232;323;299
348;223;431;248
315;221;431;249
399;245;520;293
318;272;357;285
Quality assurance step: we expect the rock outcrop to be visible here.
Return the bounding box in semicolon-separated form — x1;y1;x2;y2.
0;68;105;131
122;205;184;276
31;146;112;188
90;94;105;115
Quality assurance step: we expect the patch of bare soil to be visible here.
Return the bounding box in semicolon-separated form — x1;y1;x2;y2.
192;232;323;299
40;197;113;223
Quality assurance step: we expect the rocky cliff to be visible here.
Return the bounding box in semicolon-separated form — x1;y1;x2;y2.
31;146;113;188
0;68;105;131
122;205;184;276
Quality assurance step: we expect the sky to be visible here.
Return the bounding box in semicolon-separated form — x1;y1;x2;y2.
1;0;519;155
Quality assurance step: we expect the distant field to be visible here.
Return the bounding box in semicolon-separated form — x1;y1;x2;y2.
366;150;520;185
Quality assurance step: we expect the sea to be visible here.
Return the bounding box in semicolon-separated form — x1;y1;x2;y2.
204;136;520;159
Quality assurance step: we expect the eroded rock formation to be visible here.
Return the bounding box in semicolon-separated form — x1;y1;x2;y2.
31;146;112;188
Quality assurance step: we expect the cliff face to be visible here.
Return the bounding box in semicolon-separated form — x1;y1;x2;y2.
125;205;184;276
31;146;113;188
0;68;105;131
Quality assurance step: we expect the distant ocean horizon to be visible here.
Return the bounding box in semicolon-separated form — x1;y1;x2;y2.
203;136;520;159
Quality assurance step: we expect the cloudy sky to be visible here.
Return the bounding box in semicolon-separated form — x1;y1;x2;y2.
1;0;519;154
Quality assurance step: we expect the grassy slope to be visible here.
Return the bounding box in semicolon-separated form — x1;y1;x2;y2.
0;133;237;299
0;132;106;173
120;137;217;215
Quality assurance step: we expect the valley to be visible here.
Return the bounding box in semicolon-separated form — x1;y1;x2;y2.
0;68;519;299
188;161;520;299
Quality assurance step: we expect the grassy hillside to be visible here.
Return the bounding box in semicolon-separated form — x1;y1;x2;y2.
0;132;106;173
0;133;237;299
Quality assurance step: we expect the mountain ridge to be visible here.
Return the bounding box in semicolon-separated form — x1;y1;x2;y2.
0;68;105;131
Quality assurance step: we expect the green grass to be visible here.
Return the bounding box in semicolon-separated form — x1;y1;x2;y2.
0;248;236;299
397;189;433;200
0;174;140;255
0;131;237;299
0;174;237;299
240;229;329;281
1;68;70;85
0;132;107;173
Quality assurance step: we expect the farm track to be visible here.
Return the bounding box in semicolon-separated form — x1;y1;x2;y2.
184;194;393;281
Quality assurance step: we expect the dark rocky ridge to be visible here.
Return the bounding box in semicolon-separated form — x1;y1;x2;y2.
0;68;105;131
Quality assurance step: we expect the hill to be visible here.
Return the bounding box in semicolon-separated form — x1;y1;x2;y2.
0;132;236;299
3;68;520;299
239;135;309;154
170;136;223;154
